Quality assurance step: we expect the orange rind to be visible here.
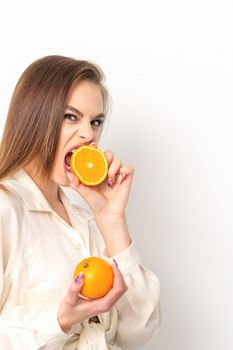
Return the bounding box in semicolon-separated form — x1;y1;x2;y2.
73;257;114;299
70;145;108;186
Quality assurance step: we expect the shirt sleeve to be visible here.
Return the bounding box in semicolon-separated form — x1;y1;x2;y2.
0;189;71;350
108;242;161;350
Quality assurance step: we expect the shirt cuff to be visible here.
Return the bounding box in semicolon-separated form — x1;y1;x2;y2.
109;241;142;276
36;306;71;345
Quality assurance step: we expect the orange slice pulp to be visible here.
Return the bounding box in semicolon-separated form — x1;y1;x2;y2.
70;145;108;186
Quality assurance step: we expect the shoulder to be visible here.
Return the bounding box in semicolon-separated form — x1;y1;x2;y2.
0;183;24;219
0;184;26;253
0;185;25;267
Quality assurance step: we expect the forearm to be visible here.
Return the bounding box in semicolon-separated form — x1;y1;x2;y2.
95;214;132;257
110;245;161;349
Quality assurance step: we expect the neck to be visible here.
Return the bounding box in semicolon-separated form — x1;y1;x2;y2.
24;162;61;206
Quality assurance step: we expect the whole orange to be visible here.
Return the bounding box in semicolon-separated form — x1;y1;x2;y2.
73;257;114;299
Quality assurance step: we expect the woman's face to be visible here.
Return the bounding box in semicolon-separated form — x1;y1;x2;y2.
52;80;105;186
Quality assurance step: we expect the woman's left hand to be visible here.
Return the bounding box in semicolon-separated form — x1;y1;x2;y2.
66;149;134;219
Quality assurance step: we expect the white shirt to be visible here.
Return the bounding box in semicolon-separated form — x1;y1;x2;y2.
0;169;161;349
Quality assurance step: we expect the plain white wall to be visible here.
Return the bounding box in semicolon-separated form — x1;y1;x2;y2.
0;1;232;349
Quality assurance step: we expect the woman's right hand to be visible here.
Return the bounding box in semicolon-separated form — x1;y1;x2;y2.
57;260;127;333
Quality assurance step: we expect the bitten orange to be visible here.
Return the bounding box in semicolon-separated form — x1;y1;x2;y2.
70;145;108;186
73;257;114;299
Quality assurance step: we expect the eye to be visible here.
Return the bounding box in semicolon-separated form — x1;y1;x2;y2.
64;113;78;121
91;119;104;128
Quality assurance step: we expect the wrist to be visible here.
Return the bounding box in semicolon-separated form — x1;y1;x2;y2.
95;213;132;257
95;212;126;225
95;213;127;234
57;314;72;334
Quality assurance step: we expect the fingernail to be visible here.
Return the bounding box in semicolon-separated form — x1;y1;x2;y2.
74;273;84;283
66;171;73;182
118;175;123;184
90;142;97;147
108;178;113;187
113;259;118;267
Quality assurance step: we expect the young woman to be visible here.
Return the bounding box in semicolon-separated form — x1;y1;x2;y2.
0;55;161;349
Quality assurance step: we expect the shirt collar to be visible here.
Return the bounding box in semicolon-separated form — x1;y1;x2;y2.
0;169;94;223
0;169;53;212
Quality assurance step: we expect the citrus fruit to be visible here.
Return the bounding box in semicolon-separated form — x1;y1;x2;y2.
73;257;114;299
70;145;108;186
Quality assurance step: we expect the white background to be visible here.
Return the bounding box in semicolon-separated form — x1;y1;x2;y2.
0;1;232;349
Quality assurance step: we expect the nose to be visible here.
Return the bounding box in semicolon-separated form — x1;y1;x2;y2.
76;121;94;144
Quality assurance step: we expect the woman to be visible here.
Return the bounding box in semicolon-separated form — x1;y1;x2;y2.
0;55;161;349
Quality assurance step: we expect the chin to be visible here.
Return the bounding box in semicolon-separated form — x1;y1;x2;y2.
59;181;70;187
60;176;71;187
53;172;70;187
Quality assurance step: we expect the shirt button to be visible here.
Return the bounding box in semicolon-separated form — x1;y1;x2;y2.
76;244;82;250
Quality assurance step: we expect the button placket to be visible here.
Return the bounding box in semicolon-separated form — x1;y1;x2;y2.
52;212;89;255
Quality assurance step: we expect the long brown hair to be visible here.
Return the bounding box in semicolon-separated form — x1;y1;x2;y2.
0;55;109;181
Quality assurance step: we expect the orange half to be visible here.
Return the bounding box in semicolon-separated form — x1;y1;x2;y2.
70;145;108;186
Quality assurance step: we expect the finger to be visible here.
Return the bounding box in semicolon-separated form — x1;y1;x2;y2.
91;262;127;314
66;170;91;197
118;166;135;183
66;170;80;187
111;260;127;290
119;166;135;177
66;273;84;306
102;261;126;301
107;158;123;184
104;149;114;165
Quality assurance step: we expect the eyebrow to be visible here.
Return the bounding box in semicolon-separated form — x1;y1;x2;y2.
66;105;105;119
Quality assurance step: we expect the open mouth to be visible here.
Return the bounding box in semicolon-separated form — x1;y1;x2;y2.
64;145;80;172
64;143;96;174
65;152;73;167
